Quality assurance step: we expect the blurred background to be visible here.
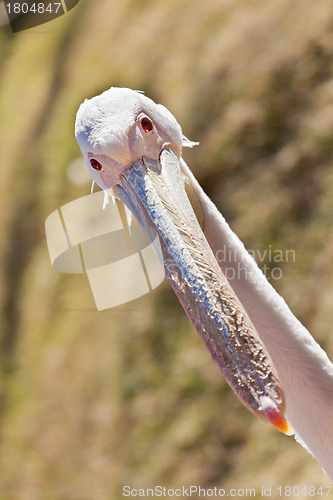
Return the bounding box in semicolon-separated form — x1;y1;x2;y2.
0;0;333;498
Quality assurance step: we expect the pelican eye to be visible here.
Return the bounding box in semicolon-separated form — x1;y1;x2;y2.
90;158;102;171
141;117;153;133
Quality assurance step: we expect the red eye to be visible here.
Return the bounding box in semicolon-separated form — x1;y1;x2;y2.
90;158;102;171
141;117;153;133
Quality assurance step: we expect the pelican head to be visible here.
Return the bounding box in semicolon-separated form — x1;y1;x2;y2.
75;88;184;190
75;87;291;435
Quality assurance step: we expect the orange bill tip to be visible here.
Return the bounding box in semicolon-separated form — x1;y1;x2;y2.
260;397;294;436
267;407;294;435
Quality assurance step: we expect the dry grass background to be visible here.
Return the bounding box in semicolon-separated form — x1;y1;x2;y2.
0;0;333;498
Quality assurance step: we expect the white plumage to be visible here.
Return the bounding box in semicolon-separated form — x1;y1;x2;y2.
75;87;333;479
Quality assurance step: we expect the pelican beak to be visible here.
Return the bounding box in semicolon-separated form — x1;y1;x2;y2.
114;147;292;435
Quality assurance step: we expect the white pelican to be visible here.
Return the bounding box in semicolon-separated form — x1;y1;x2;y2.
75;87;333;479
